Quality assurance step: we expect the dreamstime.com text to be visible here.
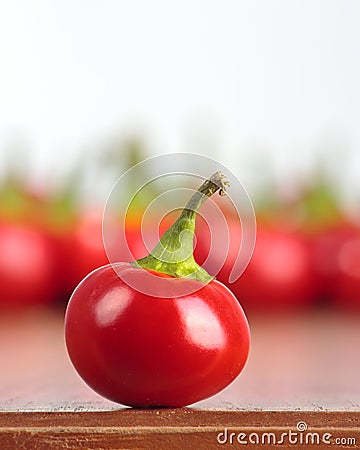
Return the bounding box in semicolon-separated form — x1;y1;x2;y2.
216;422;356;446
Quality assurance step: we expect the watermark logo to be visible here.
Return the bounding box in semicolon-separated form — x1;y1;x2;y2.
102;153;256;297
296;421;308;432
216;422;356;446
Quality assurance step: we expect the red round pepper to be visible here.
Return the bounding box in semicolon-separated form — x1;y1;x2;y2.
65;172;250;407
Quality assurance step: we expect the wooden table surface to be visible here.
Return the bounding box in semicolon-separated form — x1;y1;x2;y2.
0;307;359;449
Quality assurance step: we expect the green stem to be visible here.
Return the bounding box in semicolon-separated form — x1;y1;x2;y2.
132;171;230;283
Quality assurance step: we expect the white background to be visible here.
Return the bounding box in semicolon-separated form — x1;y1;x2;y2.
0;1;359;202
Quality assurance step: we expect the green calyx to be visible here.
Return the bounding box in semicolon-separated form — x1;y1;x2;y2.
132;171;230;283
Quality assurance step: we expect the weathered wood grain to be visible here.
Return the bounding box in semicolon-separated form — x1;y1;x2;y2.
0;410;359;449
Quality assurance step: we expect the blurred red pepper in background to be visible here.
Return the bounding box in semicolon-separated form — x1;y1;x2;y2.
0;141;359;313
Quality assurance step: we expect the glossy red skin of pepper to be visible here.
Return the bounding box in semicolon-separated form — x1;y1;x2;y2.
65;263;250;408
